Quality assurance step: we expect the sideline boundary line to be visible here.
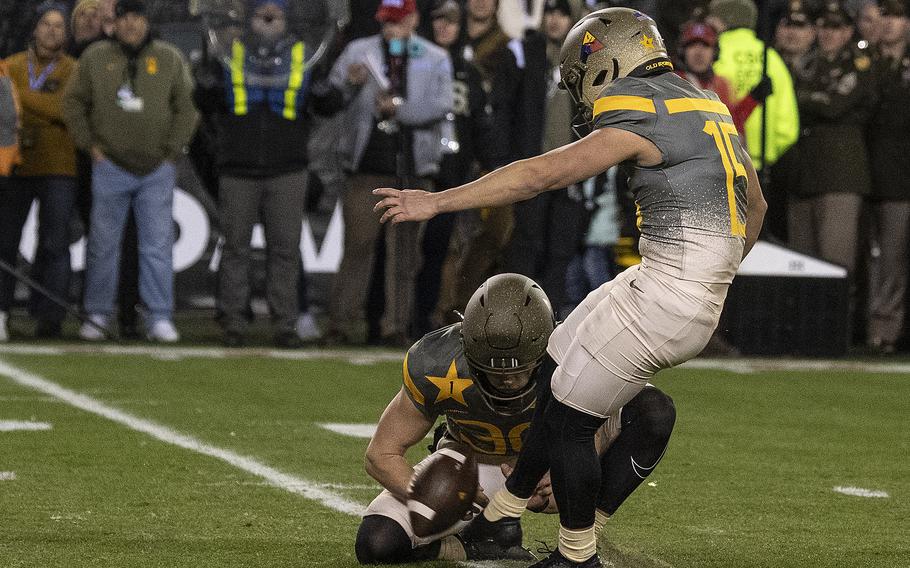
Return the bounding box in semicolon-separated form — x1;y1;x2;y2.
3;343;910;374
0;358;365;517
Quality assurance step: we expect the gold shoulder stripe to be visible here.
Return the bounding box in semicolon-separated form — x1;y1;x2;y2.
593;95;656;117
664;97;731;116
402;353;424;405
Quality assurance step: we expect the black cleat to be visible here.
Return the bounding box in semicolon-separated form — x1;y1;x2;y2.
461;513;523;549
458;535;536;561
530;548;602;567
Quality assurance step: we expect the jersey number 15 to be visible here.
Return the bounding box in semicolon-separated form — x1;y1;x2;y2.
703;119;747;237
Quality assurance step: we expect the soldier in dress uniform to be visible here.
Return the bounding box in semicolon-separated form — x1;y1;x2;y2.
788;1;874;288
866;0;910;353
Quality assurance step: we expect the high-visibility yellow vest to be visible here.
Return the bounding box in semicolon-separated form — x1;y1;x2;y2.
230;39;306;120
713;28;799;169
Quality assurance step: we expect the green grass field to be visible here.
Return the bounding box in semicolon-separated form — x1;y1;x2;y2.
0;346;907;568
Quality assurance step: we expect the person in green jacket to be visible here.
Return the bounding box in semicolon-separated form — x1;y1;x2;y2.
63;0;198;343
707;0;800;171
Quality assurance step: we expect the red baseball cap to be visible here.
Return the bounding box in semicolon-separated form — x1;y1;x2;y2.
680;21;718;47
376;0;417;23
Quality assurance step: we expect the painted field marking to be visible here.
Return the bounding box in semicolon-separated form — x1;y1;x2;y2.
317;422;435;441
832;486;890;498
318;423;378;439
200;480;381;491
0;344;402;365
0;471;16;481
4;343;910;375
0;358;365;517
0;421;52;432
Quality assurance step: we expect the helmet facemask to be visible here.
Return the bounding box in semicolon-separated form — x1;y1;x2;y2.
467;356;539;415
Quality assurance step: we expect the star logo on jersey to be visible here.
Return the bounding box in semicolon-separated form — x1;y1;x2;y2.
426;360;473;407
580;31;605;64
639;33;655;50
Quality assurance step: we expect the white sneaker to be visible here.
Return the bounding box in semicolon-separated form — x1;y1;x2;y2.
0;311;9;343
147;319;180;343
79;314;109;341
295;311;321;342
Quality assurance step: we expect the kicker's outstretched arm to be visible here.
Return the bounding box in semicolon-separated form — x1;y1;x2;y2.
373;127;656;224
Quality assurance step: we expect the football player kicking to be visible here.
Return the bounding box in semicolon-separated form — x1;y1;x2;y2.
373;8;766;567
355;273;676;564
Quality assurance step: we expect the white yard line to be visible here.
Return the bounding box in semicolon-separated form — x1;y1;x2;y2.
3;343;910;374
317;423;379;439
0;344;403;364
0;471;16;481
832;486;890;498
0;358;365;517
681;358;910;374
0;420;52;432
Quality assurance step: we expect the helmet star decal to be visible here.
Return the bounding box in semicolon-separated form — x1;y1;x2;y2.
639;33;655;49
580;30;605;64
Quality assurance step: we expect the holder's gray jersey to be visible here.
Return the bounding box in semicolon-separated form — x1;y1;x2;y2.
593;72;747;283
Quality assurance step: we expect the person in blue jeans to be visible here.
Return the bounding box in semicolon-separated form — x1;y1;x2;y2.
63;0;198;342
83;159;176;337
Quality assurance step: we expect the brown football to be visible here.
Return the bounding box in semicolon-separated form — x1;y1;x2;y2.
407;444;479;538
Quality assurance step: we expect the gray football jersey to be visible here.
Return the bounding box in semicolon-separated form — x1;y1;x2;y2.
593;72;747;283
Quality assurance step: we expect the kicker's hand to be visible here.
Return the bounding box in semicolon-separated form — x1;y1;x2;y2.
373;187;437;224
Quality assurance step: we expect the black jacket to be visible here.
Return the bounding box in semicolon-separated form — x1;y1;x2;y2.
194;45;343;178
793;46;874;196
437;50;496;189
867;46;910;200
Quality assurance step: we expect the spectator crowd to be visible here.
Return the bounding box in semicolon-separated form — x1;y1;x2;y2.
0;0;908;354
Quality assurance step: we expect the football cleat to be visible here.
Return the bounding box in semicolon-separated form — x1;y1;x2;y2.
530;548;603;567
460;513;523;549
457;534;536;561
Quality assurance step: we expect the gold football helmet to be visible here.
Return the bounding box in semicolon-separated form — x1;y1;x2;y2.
559;8;670;114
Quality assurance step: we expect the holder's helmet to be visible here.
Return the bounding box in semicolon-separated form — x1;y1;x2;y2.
461;274;555;415
559;8;670;114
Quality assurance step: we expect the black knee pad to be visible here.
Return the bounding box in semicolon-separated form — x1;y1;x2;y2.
622;387;676;441
355;515;413;564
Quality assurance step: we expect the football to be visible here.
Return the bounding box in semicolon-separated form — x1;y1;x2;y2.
407;444;479;538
